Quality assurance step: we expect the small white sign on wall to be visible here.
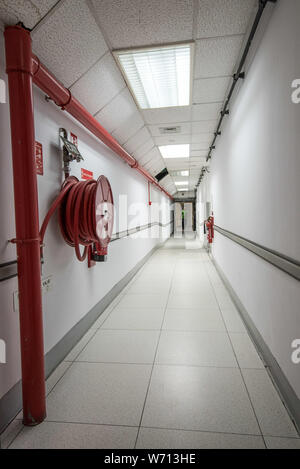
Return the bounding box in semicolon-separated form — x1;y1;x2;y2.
0;339;6;364
0;78;5;104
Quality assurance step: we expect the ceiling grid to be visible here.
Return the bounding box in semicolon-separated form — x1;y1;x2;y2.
0;0;257;195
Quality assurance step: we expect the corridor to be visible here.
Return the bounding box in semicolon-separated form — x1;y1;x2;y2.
2;238;299;449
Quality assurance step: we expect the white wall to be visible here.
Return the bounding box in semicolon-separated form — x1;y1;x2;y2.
197;0;300;398
0;33;171;400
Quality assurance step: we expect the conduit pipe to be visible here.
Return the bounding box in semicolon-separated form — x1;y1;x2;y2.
31;56;173;200
197;0;277;186
4;25;46;426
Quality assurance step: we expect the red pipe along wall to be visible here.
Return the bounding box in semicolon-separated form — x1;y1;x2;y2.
31;56;173;200
4;25;172;427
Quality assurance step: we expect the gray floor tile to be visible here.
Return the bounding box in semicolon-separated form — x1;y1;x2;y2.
264;436;300;449
117;293;168;309
242;369;298;437
9;422;138;449
155;331;237;367
0;419;24;449
46;362;151;426
167;292;218;309
46;361;72;394
220;308;246;332
76;329;160;364
101;307;165;330
137;427;265;449
127;282;171;294
229;333;264;369
142;365;260;435
162;308;226;332
169;282;214;295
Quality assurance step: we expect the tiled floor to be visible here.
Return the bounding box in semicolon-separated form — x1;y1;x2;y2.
2;237;299;449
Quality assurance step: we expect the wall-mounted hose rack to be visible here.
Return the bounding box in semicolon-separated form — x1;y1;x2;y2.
196;0;277;187
40;175;114;263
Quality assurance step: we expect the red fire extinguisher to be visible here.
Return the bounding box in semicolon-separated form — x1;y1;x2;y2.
205;214;214;244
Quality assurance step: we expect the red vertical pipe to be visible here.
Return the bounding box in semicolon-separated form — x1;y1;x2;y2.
4;26;46;425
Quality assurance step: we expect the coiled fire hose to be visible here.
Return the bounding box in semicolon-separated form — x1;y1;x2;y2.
40;175;114;262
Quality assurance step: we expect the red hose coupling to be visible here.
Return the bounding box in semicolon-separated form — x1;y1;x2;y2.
92;243;108;262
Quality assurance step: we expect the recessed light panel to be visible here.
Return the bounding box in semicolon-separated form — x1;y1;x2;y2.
115;44;192;109
175;181;188;186
159;144;190;159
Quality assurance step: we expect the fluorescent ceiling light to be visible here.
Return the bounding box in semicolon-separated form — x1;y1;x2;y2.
180;170;189;176
115;44;191;109
175;181;188;186
159;144;190;159
179;188;188;191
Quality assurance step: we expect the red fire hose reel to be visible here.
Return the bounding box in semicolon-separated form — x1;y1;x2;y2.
40;175;114;262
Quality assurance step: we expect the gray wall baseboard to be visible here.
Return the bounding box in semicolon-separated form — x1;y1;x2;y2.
210;255;300;435
0;239;166;436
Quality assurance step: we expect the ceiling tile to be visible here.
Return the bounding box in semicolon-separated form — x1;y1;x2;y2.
70;53;126;115
145;147;164;163
190;142;210;150
32;0;108;87
195;0;256;38
0;0;57;30
191;150;208;157
95;88;137;133
133;139;155;160
145;159;165;175
112;112;144;144
91;0;193;49
191;143;209;151
191;134;212;144
193;77;231;103
190;156;207;163
154;135;192;146
192;102;222;121
165;159;190;170
143;107;191;125
148;122;191;137
192;120;218;133
194;35;244;78
137;147;160;168
124;127;151;154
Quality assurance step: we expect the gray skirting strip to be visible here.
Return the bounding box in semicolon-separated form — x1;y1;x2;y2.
0;237;168;435
0;260;18;283
211;255;300;434
214;225;300;281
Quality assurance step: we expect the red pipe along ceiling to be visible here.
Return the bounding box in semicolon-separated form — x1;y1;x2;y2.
31;56;173;200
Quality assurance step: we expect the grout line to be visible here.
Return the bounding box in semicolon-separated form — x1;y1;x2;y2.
133;249;178;449
66;360;267;371
14;416;295;440
31;0;65;33
204;258;267;448
3;424;25;450
92;85;127;118
68;50;111;89
194;32;245;42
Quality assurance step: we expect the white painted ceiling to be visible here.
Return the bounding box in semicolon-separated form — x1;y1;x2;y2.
0;0;257;196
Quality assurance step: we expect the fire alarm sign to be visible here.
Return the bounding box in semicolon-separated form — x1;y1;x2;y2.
81;168;93;180
70;132;78;147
